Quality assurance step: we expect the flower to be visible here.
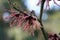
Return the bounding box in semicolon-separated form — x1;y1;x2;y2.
6;9;41;35
7;0;41;35
6;13;21;26
22;16;40;35
37;0;60;9
48;32;60;40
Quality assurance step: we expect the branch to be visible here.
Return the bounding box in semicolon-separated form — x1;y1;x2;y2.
8;0;28;16
39;0;48;40
40;0;45;26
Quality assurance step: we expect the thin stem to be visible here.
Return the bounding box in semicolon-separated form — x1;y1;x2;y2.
8;0;27;14
40;0;45;26
39;0;48;40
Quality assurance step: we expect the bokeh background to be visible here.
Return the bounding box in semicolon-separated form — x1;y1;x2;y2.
0;0;60;40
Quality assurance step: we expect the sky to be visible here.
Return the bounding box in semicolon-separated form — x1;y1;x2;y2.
24;0;60;13
24;0;60;20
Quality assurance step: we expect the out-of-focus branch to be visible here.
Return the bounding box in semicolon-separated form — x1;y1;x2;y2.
8;0;38;17
39;0;48;40
8;0;28;16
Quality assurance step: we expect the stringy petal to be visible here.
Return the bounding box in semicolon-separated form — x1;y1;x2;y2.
53;0;60;7
32;20;41;30
23;21;30;31
37;0;60;9
30;27;34;36
37;0;42;5
46;0;50;9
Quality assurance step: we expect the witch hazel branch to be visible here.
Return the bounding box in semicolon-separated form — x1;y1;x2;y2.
6;0;60;40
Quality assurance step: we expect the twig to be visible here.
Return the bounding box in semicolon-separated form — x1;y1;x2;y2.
39;0;48;40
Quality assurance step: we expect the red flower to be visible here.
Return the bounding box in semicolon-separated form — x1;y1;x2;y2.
48;32;60;40
37;0;60;9
6;10;41;35
6;13;21;26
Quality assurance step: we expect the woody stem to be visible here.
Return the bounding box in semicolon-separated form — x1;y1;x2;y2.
39;0;48;40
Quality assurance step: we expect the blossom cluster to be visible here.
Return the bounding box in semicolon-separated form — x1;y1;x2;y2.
6;9;41;35
48;32;60;40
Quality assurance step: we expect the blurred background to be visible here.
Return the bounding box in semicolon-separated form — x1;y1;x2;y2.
0;0;60;40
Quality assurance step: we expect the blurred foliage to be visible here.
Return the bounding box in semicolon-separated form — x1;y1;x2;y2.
44;11;60;34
